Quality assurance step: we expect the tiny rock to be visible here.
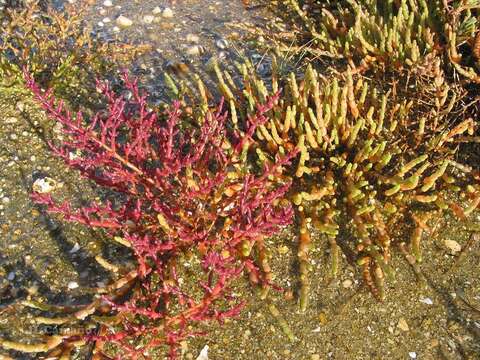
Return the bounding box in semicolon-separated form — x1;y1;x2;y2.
318;312;328;325
216;39;228;49
103;0;112;7
397;318;409;332
444;239;461;254
152;6;161;15
69;243;81;254
342;279;353;288
186;33;200;43
408;352;417;359
68;281;79;289
186;45;203;56
162;7;174;18
32;177;57;194
143;15;154;24
116;15;133;28
419;296;433;305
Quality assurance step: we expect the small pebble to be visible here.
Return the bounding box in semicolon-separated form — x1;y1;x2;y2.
68;281;79;289
143;15;154;24
32;177;57;194
444;239;461;254
186;45;203;56
9;133;17;140
113;26;120;33
16;102;25;111
397;318;409;332
152;6;161;14
7;272;15;281
408;352;417;359
311;355;320;360
102;17;111;23
342;279;353;288
116;15;133;28
69;243;81;253
318;312;328;325
103;0;112;7
1;197;10;204
162;7;174;18
186;33;200;43
419;297;433;305
196;345;208;360
216;38;228;49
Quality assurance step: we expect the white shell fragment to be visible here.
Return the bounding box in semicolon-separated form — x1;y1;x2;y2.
32;177;57;194
409;352;417;359
69;243;81;254
196;345;209;360
419;297;433;305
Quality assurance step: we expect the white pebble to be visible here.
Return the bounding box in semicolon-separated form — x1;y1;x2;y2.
152;6;161;14
444;239;461;254
342;279;353;288
32;177;57;194
196;345;209;360
162;7;174;18
69;243;81;253
216;39;228;49
97;21;104;27
103;0;112;7
186;33;200;43
1;197;10;204
186;45;203;56
143;15;154;24
68;281;79;289
116;15;133;28
113;26;120;33
419;296;433;305
102;17;111;23
409;352;417;359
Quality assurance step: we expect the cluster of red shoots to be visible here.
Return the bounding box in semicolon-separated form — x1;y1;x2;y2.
24;71;295;359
